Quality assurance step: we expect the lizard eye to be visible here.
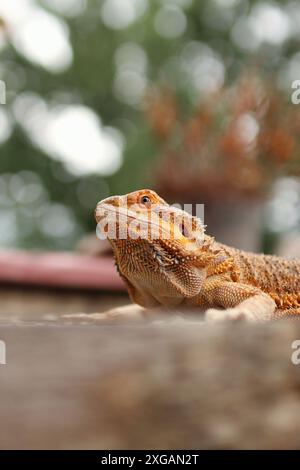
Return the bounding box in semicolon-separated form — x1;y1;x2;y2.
140;195;151;205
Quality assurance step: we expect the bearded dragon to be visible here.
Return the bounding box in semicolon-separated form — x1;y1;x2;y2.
68;189;300;323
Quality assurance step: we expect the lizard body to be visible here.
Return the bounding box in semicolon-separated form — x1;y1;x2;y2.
94;189;300;322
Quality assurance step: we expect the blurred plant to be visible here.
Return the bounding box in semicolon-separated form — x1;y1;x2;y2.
146;73;300;203
2;0;300;250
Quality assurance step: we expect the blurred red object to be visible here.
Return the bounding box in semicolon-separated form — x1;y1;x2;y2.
0;251;125;291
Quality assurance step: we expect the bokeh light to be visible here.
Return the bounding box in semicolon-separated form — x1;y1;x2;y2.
0;0;73;73
154;6;187;39
101;0;148;30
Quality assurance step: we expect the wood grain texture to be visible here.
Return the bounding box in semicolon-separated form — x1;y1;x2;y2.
0;321;300;449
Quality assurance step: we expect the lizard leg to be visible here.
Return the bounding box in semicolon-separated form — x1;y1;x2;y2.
204;282;276;323
274;308;300;319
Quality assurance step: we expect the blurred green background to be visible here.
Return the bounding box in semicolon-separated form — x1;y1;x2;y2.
0;0;300;252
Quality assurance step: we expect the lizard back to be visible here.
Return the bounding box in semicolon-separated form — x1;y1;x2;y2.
228;246;300;308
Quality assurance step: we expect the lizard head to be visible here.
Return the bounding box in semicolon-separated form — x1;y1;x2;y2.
95;189;205;250
95;189;221;302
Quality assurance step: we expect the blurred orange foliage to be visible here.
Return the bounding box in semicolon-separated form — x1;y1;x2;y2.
145;73;300;202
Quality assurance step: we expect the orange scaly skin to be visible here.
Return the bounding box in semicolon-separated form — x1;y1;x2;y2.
95;189;300;322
